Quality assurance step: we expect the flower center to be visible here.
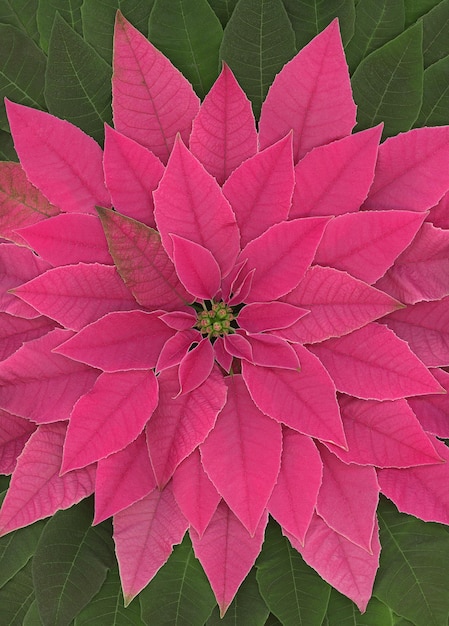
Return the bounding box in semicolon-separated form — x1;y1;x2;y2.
195;301;235;338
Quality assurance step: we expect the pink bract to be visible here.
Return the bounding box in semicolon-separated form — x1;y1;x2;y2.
1;12;449;614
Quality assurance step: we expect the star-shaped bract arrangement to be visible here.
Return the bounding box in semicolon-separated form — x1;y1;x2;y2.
1;12;449;615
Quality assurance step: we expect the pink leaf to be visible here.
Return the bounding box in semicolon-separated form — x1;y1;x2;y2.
190;502;268;616
316;445;379;552
200;375;282;534
94;433;156;524
0;243;52;319
0;313;55;361
222;134;294;247
156;329;199;372
213;336;233;373
239;218;328;303
154;138;240;276
314;210;426;284
375;223;449;304
172;449;221;536
114;482;188;604
382;296;449;367
62;370;158;472
291;125;382;218
171;235;221;300
0;409;36;474
408;368;449;437
0;422;95;535
223;333;253;361
309;323;444;400
259;20;356;162
112;12;200;164
428;190;449;228
378;437;449;525
268;428;322;544
190;63;257;185
0;162;59;245
242;344;346;447
13;263;139;331
160;310;196;331
326;396;442;468
103;125;164;227
178;338;215;395
280;265;402;343
289;513;380;612
237;301;308;333
0;329;99;424
246;333;300;369
146;366;227;488
54;311;174;372
97;207;192;311
6;100;110;213
17;213;112;266
363;127;449;211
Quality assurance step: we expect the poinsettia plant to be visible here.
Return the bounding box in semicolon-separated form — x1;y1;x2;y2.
1;1;449;625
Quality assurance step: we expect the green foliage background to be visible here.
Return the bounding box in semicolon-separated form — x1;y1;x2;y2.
0;1;449;624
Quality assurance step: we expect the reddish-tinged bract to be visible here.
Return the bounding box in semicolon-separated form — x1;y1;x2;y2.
1;13;449;614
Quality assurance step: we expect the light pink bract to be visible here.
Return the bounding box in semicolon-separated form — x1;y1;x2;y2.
1;13;449;614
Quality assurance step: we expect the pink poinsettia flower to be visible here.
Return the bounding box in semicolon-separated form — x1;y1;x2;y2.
1;12;449;614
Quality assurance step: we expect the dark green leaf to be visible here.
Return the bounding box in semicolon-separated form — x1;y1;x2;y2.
45;13;112;144
256;521;331;626
0;0;39;43
404;0;442;26
351;22;423;137
33;499;114;626
148;0;223;98
219;0;296;117
345;0;405;72
0;24;47;132
0;475;10;492
322;590;395;625
139;533;216;626
0;517;46;588
206;568;269;625
263;615;283;625
81;0;154;64
415;54;449;126
421;0;449;68
0;130;17;161
374;497;449;626
206;0;239;27
23;600;44;625
74;565;144;626
37;0;83;52
0;559;35;625
282;0;355;49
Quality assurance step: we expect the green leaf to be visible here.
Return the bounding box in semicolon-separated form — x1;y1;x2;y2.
374;497;449;626
206;568;269;625
37;0;83;52
421;0;449;68
0;517;46;588
344;0;405;72
322;590;396;625
33;499;114;626
351;22;423;138
0;559;35;625
206;0;239;27
139;533;216;626
81;0;154;64
0;23;47;132
0;475;10;492
148;0;223;98
0;0;39;43
45;13;112;144
281;0;355;49
23;600;44;626
263;616;283;626
0;130;17;161
415;54;449;126
219;0;296;118
74;565;145;626
403;0;442;26
256;521;331;626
